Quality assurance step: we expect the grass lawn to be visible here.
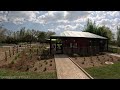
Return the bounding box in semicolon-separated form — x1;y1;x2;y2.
85;62;120;79
0;68;57;79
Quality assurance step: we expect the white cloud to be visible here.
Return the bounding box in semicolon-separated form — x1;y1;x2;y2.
0;15;7;22
0;11;39;24
57;20;69;23
48;29;54;32
36;11;68;24
1;11;120;38
65;11;90;20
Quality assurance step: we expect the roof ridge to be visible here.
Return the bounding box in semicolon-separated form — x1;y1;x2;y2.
52;30;107;39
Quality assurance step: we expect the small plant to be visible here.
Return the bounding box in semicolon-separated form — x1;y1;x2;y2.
14;56;17;60
40;64;42;67
50;64;52;66
75;57;77;60
37;56;41;60
45;62;48;65
90;56;92;60
100;62;103;64
43;67;46;72
73;53;79;57
14;53;20;60
82;62;84;64
118;59;120;61
97;56;99;59
34;67;37;71
11;61;14;64
84;57;85;61
29;54;32;60
26;67;29;71
44;60;47;63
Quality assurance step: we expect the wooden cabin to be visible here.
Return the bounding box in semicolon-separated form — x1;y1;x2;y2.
49;31;108;56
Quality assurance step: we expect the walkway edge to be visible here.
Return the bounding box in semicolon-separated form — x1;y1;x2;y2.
69;57;94;79
54;55;58;79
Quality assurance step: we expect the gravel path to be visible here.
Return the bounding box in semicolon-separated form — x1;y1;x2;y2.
54;54;90;79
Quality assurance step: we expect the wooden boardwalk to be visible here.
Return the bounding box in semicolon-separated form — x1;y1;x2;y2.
54;54;90;79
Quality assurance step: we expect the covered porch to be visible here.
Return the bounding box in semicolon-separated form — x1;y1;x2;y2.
49;36;108;56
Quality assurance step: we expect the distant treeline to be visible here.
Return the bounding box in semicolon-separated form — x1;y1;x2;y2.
0;27;55;44
83;19;120;47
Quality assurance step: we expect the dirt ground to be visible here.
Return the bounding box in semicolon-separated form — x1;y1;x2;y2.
70;53;120;68
0;44;56;73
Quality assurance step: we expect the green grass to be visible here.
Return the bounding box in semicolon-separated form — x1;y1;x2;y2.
108;46;120;54
85;62;120;79
0;68;57;79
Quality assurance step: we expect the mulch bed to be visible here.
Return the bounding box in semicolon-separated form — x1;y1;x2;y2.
70;53;120;68
0;52;56;73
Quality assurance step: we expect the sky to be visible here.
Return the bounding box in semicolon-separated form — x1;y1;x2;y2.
0;11;120;37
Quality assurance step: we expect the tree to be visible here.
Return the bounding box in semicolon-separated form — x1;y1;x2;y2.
19;27;26;42
97;26;113;41
117;26;120;47
0;26;7;43
83;19;114;42
83;19;97;34
46;31;55;39
37;32;46;43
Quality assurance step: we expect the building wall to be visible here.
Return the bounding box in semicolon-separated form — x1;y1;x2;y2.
50;37;107;55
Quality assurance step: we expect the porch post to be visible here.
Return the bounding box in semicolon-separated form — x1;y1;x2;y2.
50;37;51;54
107;39;108;52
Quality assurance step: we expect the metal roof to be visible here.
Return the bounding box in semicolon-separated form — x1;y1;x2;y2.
51;31;107;39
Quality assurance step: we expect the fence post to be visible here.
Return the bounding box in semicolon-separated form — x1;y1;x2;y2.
5;51;7;61
9;49;11;57
17;46;18;53
30;48;31;54
29;48;32;60
37;48;38;55
13;47;14;55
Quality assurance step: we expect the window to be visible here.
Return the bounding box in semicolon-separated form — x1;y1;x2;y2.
70;43;77;48
70;43;72;48
73;43;77;48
